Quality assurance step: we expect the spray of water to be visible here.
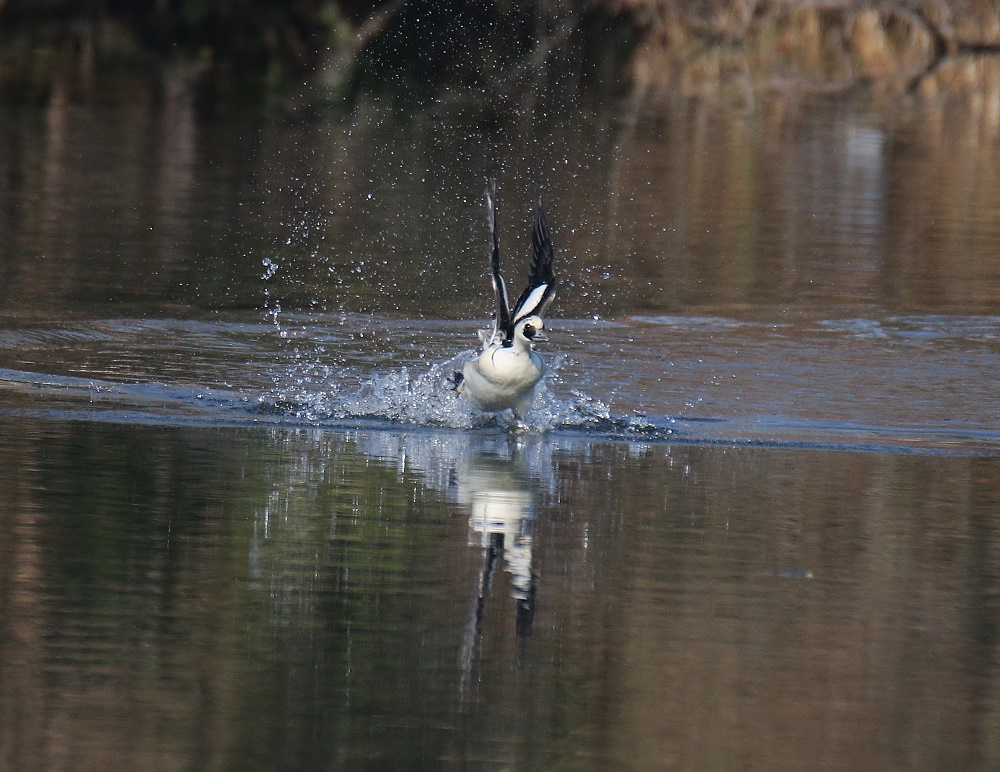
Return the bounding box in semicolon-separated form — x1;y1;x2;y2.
255;345;667;438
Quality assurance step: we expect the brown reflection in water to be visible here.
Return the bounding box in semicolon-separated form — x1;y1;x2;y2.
0;422;240;769
210;85;1000;319
607;92;1000;316
5;81;1000;321
0;437;46;765
1;63;202;318
881;98;1000;311
0;422;998;769
592;448;1000;770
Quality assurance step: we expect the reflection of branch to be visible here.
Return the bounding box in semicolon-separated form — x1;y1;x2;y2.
433;3;593;112
352;0;410;54
878;3;954;91
323;0;409;84
329;1;592;112
487;9;581;103
868;1;1000;89
898;1;957;59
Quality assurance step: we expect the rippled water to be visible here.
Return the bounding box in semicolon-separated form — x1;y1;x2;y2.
3;420;998;769
0;309;996;451
2;85;1000;769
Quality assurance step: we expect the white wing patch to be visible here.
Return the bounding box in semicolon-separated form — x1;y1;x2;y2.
513;283;551;323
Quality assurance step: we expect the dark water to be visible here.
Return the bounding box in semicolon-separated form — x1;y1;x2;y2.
2;79;1000;769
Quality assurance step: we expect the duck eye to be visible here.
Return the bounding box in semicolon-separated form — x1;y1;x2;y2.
523;324;535;339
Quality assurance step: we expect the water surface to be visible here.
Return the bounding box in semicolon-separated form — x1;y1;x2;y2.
1;83;1000;769
3;419;999;769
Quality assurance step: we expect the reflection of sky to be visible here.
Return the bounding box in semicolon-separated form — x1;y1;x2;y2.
843;124;887;239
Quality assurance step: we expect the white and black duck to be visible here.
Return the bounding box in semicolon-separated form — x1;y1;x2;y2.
452;180;557;419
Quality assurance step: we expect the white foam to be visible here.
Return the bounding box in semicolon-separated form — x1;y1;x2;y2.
259;351;664;437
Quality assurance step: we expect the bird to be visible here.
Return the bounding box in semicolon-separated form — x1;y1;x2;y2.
452;179;557;419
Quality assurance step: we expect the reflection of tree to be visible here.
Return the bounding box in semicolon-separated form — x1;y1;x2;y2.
609;90;1000;314
6;46;1000;328
0;62;204;316
0;1;330;79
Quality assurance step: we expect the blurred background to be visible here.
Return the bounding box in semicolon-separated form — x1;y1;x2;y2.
3;0;999;105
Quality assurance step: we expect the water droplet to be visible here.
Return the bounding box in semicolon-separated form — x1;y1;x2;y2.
261;257;279;280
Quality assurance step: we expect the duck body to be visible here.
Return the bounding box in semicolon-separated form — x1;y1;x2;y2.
454;179;557;420
460;322;546;418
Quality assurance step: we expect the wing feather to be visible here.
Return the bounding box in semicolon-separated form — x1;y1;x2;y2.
511;204;557;324
486;179;512;342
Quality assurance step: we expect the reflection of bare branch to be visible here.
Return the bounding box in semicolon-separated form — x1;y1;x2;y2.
324;1;592;114
458;4;588;110
320;0;410;87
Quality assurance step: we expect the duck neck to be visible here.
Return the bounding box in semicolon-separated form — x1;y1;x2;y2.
510;335;533;355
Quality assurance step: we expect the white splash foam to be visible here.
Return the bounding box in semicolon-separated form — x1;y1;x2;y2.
259;351;666;437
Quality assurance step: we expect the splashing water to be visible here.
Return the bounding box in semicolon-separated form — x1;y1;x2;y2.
261;257;282;334
256;350;664;437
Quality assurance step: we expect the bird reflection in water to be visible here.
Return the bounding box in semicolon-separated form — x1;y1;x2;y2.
346;431;546;703
454;452;539;701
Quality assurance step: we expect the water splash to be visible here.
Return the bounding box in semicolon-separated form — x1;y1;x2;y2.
257;352;669;438
261;257;282;335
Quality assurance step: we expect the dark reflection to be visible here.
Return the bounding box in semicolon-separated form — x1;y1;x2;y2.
0;1;327;104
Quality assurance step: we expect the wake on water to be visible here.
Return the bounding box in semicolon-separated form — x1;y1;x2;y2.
256;351;667;437
0;351;994;453
3;309;991;451
249;339;1000;455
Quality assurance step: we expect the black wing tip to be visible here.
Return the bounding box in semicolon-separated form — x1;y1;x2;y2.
534;210;548;242
480;180;558;338
530;204;556;286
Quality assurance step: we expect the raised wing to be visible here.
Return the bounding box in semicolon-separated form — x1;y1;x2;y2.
486;179;512;342
511;204;557;324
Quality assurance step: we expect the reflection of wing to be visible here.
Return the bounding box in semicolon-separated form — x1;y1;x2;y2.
458;533;500;701
510;205;557;326
486;179;511;344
